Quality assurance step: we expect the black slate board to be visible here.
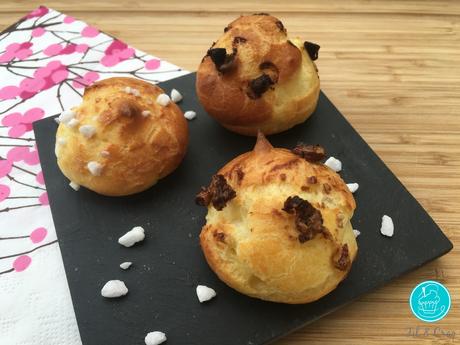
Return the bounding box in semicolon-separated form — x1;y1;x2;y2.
34;73;453;345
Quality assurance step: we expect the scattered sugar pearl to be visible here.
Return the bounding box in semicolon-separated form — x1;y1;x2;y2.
69;181;80;191
124;86;132;94
100;150;110;158
57;137;66;146
120;262;132;270
170;88;183;103
347;183;359;193
101;280;128;298
145;331;167;345
184;111;196;120
353;229;361;238
141;110;151;117
54;143;59;157
131;88;140;97
58;109;76;124
79;125;96;138
324;156;342;172
54;117;60;124
156;93;170;106
380;215;394;237
196;285;217;303
118;226;145;247
67;118;79;128
87;161;103;176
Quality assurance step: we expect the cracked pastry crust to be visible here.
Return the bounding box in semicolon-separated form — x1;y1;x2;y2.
196;13;320;136
56;77;188;196
198;133;357;304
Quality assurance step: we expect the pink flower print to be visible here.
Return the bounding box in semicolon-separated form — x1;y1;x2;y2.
101;40;135;67
44;43;63;56
63;15;75;24
6;146;39;166
145;59;161;70
30;227;47;243
0;184;10;202
0;42;33;63
39;192;49;205
81;26;99;38
1;108;44;137
0;86;20;100
76;44;89;53
13;255;32;272
36;171;45;185
0;160;13;178
25;6;49;19
31;27;46;37
72;71;100;89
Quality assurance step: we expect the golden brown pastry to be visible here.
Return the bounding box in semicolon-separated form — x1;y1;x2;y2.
196;13;320;136
55;77;188;196
196;133;357;304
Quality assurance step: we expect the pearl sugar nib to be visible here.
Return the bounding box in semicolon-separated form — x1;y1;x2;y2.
120;261;132;270
380;215;394;237
87;161;102;176
145;331;167;345
118;226;145;247
69;181;80;191
184;111;196;120
324;156;342;172
58;109;76;124
170;88;183;103
101;280;128;298
156;93;170;106
196;285;217;303
79;124;96;138
347;183;359;193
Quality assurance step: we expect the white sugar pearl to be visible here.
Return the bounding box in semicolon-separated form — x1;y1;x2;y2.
380;215;394;237
101;280;128;298
58;110;76;124
132;88;140;97
347;183;359;193
324;156;342;172
54;117;60;124
124;86;132;94
69;181;80;191
141;110;151;117
353;229;361;238
87;161;102;176
145;331;167;345
79;125;96;138
119;262;132;270
196;285;217;303
156;93;170;106
118;226;145;247
100;150;110;158
67;118;79;128
184;111;196;120
170;88;183;103
57;137;66;145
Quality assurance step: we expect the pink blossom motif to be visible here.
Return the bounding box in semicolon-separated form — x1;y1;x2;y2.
0;42;33;63
0;61;68;101
30;227;47;243
81;26;99;38
0;184;10;202
145;59;161;70
31;27;46;37
6;147;40;166
75;43;89;53
72;71;100;89
101;40;135;67
43;43;63;56
0;160;13;178
25;6;49;19
36;171;45;185
1;108;44;137
39;192;49;205
13;255;32;272
63;15;75;24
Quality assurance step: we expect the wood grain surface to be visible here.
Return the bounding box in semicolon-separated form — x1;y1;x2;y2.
1;1;459;344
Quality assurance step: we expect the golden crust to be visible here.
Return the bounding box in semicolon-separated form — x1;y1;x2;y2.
196;14;320;136
56;77;188;196
199;134;357;304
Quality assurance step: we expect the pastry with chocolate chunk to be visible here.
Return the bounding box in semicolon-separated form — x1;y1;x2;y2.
197;133;357;303
196;13;320;136
56;77;188;196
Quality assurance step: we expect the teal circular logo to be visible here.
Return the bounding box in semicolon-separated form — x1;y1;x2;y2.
409;280;451;322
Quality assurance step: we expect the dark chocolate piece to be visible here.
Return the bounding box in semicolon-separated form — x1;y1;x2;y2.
253;12;269;16
213;231;226;243
334;244;350;271
247;73;274;99
307;176;317;184
233;36;247;45
282;195;325;243
304;41;320;61
291;144;325;162
195;174;236;211
207;48;237;73
275;20;286;33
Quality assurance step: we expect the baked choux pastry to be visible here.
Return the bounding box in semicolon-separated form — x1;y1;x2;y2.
196;133;357;304
196;13;320;136
55;77;188;196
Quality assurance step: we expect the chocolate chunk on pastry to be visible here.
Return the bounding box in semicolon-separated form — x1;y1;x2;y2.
56;77;188;196
198;133;357;304
196;13;321;136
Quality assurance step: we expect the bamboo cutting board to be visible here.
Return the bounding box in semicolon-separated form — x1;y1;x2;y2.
3;1;460;344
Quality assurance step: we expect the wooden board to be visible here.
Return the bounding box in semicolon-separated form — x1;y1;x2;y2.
3;1;460;344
